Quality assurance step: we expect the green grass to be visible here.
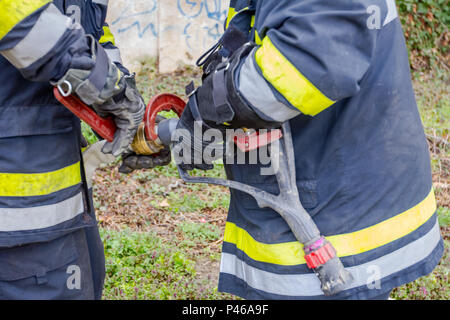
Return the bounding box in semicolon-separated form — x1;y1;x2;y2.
414;72;449;142
389;71;449;300
177;222;222;243
391;239;449;300
81;121;99;145
101;228;230;300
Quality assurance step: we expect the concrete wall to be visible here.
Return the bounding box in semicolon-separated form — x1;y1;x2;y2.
106;0;230;73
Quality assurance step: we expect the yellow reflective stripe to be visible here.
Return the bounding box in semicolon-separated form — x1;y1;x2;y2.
226;6;250;29
225;223;305;265
225;8;237;29
255;36;335;116
0;162;82;197
0;0;51;40
254;30;262;45
99;26;115;45
224;189;437;266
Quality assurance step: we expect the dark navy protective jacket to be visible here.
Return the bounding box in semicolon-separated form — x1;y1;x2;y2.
0;0;122;247
218;0;444;299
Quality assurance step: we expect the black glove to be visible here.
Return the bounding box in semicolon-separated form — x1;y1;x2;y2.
54;35;145;157
95;75;145;157
118;148;172;174
169;43;282;171
118;115;172;173
172;101;219;171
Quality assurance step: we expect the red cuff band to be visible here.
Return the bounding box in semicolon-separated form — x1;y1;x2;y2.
304;242;336;269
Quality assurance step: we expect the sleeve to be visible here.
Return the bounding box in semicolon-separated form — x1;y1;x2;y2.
0;1;93;82
89;0;128;74
99;23;124;67
235;0;385;122
89;0;126;71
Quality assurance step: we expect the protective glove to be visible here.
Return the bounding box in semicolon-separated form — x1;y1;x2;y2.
54;35;145;157
118;148;171;174
172;103;217;171
169;43;282;171
118;115;172;174
96;75;145;157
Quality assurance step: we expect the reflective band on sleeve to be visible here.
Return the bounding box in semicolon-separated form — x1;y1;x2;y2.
0;162;82;197
100;26;115;45
238;49;301;122
255;36;335;116
254;30;262;45
225;8;237;29
105;48;123;64
226;6;250;29
224;189;437;266
0;192;84;232
0;0;51;40
221;219;442;297
1;3;71;69
92;0;109;6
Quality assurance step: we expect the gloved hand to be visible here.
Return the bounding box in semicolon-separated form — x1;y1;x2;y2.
54;35;145;157
118;115;172;174
172;102;217;171
118;148;171;174
169;43;281;171
95;75;145;157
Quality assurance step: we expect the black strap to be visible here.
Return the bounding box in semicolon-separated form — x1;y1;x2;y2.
196;37;223;67
220;25;248;58
196;10;250;66
212;66;235;123
187;94;205;124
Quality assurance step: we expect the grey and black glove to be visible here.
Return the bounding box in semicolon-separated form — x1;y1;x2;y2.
118;148;172;174
95;75;145;157
54;35;145;157
171;103;217;171
168;43;282;171
118;116;172;174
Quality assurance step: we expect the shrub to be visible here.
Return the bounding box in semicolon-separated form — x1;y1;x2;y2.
397;0;449;70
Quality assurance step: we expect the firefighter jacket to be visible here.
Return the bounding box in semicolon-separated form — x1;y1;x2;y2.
218;0;444;299
0;0;122;247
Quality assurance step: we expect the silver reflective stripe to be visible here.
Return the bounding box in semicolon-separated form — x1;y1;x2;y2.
2;4;71;69
238;49;301;122
0;192;84;232
383;0;398;26
105;48;123;65
92;0;109;6
220;220;442;297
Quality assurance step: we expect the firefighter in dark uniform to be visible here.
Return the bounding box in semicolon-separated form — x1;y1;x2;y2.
171;0;444;299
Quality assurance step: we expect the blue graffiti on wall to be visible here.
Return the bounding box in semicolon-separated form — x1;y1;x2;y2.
109;0;228;52
178;0;227;49
111;1;158;38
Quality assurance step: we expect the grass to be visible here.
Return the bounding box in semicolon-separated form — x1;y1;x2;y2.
84;59;449;300
389;71;449;300
101;227;231;300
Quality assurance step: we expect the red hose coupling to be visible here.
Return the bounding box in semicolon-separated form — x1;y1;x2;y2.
304;238;337;269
